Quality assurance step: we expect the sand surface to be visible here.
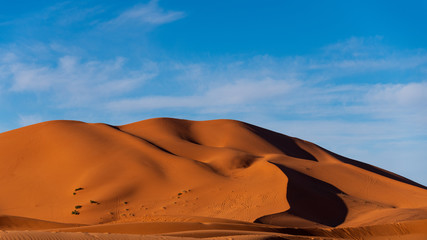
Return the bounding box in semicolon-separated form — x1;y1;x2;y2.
0;118;426;239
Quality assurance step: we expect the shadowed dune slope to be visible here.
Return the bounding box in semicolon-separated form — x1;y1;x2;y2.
0;118;426;239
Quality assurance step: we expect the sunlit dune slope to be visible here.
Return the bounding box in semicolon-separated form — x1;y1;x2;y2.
0;117;426;233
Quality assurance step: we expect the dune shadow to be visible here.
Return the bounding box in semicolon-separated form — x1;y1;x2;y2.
255;163;348;227
105;124;178;156
245;124;317;161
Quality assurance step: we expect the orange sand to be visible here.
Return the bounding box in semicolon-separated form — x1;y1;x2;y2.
0;118;426;239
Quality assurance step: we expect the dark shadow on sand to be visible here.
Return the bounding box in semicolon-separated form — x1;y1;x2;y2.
245;123;317;162
255;163;348;227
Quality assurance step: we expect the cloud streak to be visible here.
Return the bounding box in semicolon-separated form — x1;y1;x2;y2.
18;114;43;127
108;79;296;111
1;53;157;107
106;0;184;26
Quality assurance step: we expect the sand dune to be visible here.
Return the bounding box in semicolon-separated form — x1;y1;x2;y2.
0;118;426;239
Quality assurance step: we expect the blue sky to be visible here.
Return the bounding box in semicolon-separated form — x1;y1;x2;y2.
0;0;426;185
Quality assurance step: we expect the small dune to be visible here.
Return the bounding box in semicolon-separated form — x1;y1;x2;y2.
0;118;426;239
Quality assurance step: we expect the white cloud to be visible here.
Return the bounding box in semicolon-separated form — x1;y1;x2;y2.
107;0;184;26
104;37;427;133
322;36;386;57
9;64;51;91
308;36;427;74
1;53;157;107
353;82;427;127
368;82;427;106
18;114;43;127
308;56;427;73
107;78;296;112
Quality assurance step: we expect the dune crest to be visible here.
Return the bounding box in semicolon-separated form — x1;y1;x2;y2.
1;118;426;239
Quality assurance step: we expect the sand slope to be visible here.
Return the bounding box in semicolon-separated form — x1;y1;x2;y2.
0;118;426;239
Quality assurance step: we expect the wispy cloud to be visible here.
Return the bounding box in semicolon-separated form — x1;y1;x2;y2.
321;36;387;57
367;82;427;107
306;37;427;77
108;78;296;112
105;37;427;124
1;53;157;107
363;82;427;124
18;114;43;127
106;0;184;26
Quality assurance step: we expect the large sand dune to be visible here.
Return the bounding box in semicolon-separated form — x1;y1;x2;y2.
0;118;426;239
